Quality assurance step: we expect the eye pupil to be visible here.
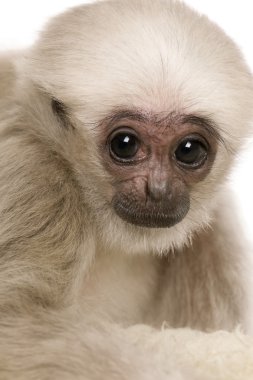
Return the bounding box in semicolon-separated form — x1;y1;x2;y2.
175;138;207;167
110;133;139;160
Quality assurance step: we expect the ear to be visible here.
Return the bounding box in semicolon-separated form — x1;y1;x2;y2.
51;97;74;130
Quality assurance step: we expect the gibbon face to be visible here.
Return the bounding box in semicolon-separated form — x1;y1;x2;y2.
22;0;253;253
98;110;218;228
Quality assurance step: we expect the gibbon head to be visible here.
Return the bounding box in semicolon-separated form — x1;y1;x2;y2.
21;0;253;254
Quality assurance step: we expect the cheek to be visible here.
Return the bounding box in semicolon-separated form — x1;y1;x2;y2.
103;159;149;198
116;175;148;199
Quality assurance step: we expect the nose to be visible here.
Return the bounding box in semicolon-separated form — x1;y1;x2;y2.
147;169;170;202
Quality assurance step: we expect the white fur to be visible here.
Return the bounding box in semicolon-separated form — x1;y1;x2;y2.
0;1;253;379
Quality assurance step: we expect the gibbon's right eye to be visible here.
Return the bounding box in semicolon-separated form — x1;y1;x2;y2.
109;130;140;161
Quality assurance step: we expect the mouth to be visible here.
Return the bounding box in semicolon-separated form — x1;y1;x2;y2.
112;195;190;228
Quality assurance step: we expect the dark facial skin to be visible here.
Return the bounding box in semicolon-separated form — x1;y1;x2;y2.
99;110;219;228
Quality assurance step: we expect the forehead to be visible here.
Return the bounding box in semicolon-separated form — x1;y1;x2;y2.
101;109;219;137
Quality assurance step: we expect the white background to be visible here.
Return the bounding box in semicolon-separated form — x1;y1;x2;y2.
0;1;253;240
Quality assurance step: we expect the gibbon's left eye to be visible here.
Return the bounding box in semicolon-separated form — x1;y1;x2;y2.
174;136;208;168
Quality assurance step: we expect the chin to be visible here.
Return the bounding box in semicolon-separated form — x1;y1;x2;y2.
96;203;213;256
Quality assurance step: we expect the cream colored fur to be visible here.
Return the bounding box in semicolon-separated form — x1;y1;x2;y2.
0;0;253;379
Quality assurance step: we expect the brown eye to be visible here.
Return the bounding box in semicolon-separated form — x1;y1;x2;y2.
174;137;208;168
110;132;140;161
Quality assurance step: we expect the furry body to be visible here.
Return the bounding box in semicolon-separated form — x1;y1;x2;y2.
0;1;253;379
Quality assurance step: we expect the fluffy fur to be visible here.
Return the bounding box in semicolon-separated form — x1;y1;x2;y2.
0;0;253;379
